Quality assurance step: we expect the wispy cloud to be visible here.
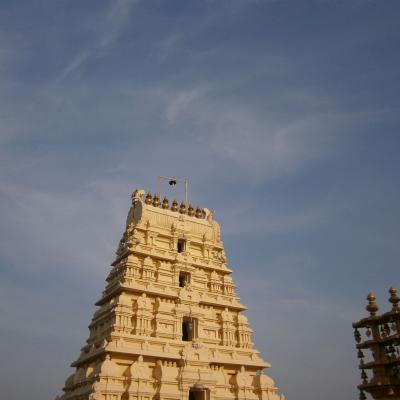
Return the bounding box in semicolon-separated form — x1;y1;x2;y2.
58;0;137;81
163;87;338;181
0;180;129;277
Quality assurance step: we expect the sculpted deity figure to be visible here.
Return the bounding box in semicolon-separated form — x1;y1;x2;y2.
137;293;150;309
130;355;150;380
222;307;233;322
236;366;248;388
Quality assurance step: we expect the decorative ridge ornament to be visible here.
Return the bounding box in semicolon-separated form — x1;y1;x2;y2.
195;207;202;218
162;197;169;209
179;201;186;214
145;192;152;205
171;199;178;212
152;193;160;207
131;189;144;204
389;287;399;311
137;178;207;219
366;293;379;316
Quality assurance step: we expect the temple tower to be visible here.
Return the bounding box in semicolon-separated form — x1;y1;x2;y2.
60;188;285;400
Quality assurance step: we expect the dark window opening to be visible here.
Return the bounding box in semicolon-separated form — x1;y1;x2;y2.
182;320;191;341
179;272;190;288
177;239;186;253
189;389;204;400
182;317;196;341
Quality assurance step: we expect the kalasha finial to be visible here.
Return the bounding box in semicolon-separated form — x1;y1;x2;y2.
195;207;202;218
366;293;379;316
171;199;178;212
145;192;152;205
389;287;399;311
188;204;194;217
179;201;187;214
162;197;169;209
152;193;160;207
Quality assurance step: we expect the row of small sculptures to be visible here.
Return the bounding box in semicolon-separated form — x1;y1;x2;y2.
144;192;204;218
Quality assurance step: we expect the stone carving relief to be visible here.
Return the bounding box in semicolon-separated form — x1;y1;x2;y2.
134;293;153;336
127;355;152;394
220;308;237;347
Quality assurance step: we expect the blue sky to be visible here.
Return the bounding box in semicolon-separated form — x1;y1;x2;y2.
1;1;400;399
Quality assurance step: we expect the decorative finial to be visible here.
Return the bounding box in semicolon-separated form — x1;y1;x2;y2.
195;207;202;218
359;390;366;400
389;287;399;311
354;328;361;343
361;369;368;384
171;199;178;212
188;204;194;217
203;208;213;221
131;189;144;204
366;293;379;316
179;201;187;214
131;189;139;204
152;193;160;207
162;197;169;209
145;192;152;205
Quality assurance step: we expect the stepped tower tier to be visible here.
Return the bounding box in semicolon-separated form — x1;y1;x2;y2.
60;189;285;400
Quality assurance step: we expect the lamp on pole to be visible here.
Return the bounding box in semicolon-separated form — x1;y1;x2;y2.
157;176;188;205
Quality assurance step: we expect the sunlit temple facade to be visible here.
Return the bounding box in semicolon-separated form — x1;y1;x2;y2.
59;188;285;400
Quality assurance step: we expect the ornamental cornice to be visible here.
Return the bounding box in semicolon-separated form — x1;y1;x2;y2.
111;247;232;273
96;280;245;312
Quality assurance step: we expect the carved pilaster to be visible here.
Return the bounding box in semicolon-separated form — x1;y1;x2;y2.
133;294;153;336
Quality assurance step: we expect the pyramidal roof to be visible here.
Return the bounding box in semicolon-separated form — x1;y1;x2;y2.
59;189;285;400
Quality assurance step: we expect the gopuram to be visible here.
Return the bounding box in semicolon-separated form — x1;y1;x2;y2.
59;187;285;400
